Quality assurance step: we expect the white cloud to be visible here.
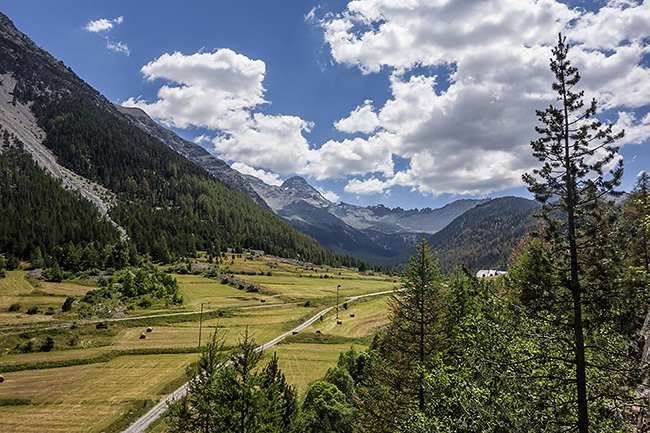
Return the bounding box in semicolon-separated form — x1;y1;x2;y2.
84;16;123;33
334;100;380;134
124;50;266;129
614;111;650;146
344;177;391;195
314;0;650;196
212;113;314;173
317;187;341;203
126;1;650;198
84;16;129;55
106;38;130;55
232;163;284;186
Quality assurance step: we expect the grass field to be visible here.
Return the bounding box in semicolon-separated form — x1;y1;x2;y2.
0;255;395;432
0;353;197;433
175;273;282;308
272;342;368;397
0;271;96;327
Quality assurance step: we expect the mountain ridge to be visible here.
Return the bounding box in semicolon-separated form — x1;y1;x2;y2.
0;11;362;268
116;105;272;212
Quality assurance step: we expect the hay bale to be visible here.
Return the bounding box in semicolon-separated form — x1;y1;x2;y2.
292;331;298;335
315;330;321;334
350;313;355;317
337;320;343;325
139;333;147;339
260;299;266;303
146;327;153;332
0;375;4;383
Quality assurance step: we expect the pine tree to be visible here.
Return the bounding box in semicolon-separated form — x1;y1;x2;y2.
522;33;624;433
165;329;299;432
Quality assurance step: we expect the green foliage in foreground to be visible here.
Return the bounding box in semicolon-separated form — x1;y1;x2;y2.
165;330;299;433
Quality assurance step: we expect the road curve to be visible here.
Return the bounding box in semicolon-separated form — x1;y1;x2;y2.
122;290;393;433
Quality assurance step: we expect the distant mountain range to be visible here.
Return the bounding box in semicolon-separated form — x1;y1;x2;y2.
117;103;540;269
0;10;541;272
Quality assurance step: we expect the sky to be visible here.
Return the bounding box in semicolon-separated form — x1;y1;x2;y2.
2;0;650;210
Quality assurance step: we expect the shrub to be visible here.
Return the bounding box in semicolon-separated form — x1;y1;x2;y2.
40;336;55;352
6;256;20;270
20;339;34;353
62;296;75;312
8;303;21;312
138;297;152;308
96;322;109;330
26;306;40;315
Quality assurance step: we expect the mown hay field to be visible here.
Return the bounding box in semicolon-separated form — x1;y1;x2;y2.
0;256;395;432
0;353;197;433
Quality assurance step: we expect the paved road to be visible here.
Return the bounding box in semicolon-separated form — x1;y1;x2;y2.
121;290;394;433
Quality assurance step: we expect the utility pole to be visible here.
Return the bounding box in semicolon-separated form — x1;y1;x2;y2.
198;302;204;348
336;284;341;320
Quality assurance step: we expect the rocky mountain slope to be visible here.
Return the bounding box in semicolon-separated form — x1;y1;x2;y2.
0;11;359;268
0;19;125;237
116;105;271;211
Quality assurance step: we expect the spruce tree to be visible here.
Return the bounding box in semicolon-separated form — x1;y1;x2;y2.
165;329;298;432
356;239;446;432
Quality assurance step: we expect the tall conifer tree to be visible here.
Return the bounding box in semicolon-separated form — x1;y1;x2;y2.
523;33;624;433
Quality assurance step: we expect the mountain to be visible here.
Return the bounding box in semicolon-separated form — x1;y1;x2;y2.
424;196;541;273
0;12;362;268
332;199;490;234
115;105;271;212
243;173;488;262
114;100;537;270
0;12;542;271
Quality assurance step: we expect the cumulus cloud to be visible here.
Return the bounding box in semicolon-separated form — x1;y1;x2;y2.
232;162;284;186
334;100;380;134
124;50;266;129
126;0;650;198
316;0;650;196
345;177;391;195
125;50;321;177
317;187;341;203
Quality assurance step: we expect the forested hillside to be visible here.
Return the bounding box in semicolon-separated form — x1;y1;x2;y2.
0;13;362;268
405;197;540;273
0;133;119;260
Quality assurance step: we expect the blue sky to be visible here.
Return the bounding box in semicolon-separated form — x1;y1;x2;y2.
2;0;650;210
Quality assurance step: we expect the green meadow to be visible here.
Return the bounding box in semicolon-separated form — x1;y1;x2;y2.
0;254;396;432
